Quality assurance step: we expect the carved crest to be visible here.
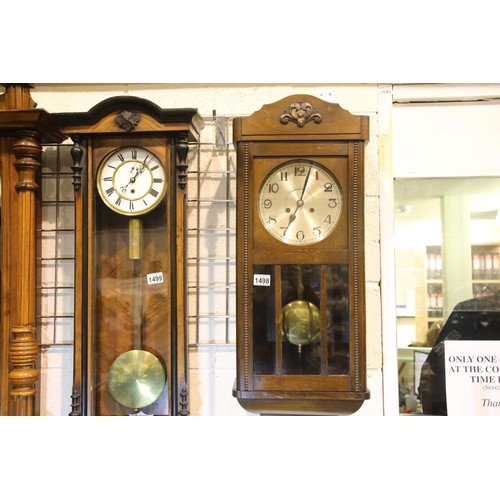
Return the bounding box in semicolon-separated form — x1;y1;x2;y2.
115;110;141;131
280;100;322;127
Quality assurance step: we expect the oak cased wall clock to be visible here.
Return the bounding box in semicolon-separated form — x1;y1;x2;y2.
232;95;370;415
56;97;203;416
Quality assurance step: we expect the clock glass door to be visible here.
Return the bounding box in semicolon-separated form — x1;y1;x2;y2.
252;263;350;377
94;149;171;416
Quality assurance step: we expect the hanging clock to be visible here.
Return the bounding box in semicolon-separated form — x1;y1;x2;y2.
233;94;370;415
55;97;203;416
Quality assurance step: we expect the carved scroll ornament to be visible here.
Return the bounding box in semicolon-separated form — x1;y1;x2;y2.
115;110;141;131
280;100;322;127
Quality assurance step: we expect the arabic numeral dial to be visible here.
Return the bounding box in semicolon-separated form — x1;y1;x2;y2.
258;160;343;246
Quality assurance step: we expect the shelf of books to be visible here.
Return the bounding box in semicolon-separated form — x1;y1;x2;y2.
424;244;500;328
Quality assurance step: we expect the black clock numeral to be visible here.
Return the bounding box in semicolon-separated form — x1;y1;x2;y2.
267;216;276;224
107;164;116;169
153;178;163;184
105;187;115;197
280;171;288;181
129;201;134;211
103;176;112;182
328;198;338;208
324;214;333;224
144;154;151;165
324;182;333;192
149;188;159;197
115;196;122;206
295;230;305;241
268;183;279;193
294;165;306;176
143;199;148;206
151;165;159;171
263;199;272;209
117;153;125;162
131;149;137;160
313;227;322;237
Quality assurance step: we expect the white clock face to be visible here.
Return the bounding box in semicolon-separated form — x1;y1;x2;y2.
258;160;343;245
97;146;167;216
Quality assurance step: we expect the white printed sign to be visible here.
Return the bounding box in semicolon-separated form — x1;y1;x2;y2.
146;272;164;285
253;274;271;287
445;340;500;415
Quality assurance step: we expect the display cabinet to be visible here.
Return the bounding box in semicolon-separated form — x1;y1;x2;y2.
422;244;500;330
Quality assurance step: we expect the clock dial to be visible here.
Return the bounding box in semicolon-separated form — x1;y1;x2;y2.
258;160;343;245
97;146;167;216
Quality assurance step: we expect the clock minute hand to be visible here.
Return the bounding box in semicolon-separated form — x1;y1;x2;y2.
284;166;312;234
299;165;312;203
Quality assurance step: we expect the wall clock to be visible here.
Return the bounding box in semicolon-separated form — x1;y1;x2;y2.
232;94;370;415
55;97;203;415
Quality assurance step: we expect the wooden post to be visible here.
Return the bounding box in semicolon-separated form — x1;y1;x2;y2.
0;84;65;415
8;129;41;415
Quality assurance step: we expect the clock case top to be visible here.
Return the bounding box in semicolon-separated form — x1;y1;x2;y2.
54;96;203;416
233;95;370;415
56;96;204;140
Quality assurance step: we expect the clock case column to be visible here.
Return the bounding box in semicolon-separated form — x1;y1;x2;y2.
232;95;370;415
0;84;66;416
55;97;203;415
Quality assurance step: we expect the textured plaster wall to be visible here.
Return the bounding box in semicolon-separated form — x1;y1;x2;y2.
32;83;383;416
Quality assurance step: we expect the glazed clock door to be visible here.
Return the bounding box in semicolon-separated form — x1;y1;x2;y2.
251;153;351;386
93;138;171;415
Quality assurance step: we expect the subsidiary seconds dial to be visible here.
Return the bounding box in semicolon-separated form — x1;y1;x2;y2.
258;160;343;245
97;146;167;216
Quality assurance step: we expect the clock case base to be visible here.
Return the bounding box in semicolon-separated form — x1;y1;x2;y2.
233;387;368;415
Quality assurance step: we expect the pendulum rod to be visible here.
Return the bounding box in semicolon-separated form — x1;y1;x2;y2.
129;218;143;350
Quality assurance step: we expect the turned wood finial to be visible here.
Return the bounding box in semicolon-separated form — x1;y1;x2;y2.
0;83;37;111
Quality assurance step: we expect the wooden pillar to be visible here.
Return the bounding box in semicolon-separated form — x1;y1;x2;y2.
8;129;41;415
0;84;65;415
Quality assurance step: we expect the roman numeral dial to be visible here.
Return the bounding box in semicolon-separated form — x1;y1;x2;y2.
258;160;343;246
97;146;167;216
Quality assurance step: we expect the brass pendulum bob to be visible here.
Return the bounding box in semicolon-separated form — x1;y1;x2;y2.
281;266;321;356
108;218;166;412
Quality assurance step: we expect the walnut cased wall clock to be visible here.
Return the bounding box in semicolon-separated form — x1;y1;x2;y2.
232;95;370;415
55;97;203;416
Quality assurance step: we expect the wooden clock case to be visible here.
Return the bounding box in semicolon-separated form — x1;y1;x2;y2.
55;97;203;415
232;94;370;415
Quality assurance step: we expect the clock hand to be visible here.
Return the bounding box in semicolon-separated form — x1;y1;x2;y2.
120;161;148;193
284;166;312;234
299;165;312;203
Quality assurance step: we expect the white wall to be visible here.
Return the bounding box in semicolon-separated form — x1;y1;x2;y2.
31;83;383;416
